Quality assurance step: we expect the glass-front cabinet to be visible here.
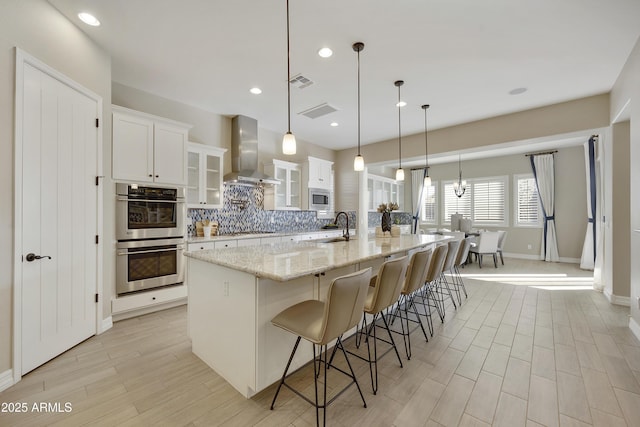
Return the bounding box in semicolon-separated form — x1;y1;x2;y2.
367;174;404;212
264;159;301;210
187;142;226;209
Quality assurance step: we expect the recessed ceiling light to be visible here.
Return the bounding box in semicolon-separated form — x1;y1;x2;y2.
396;101;407;107
318;47;333;58
249;87;262;95
330;122;338;127
509;87;527;95
78;12;100;26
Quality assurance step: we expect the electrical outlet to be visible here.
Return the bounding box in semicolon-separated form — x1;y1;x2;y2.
224;282;229;297
527;244;532;250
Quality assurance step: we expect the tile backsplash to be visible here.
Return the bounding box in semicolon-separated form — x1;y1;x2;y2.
188;184;411;236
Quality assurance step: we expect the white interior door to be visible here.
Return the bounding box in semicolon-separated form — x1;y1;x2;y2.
20;61;98;374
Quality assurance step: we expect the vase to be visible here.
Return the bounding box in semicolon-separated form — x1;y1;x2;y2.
381;211;392;233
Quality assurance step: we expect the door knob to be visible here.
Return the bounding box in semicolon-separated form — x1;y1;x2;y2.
25;253;52;262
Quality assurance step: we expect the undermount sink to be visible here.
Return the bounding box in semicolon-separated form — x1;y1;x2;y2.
316;237;354;243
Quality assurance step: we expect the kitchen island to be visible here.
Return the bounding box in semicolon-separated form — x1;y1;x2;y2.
185;234;449;398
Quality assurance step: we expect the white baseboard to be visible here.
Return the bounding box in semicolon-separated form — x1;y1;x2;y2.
0;369;14;392
101;316;113;333
630;317;640;343
503;252;542;261
603;289;631;307
503;252;580;264
558;257;580;264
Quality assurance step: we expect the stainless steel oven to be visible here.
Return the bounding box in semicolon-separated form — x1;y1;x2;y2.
116;183;185;240
116;237;185;295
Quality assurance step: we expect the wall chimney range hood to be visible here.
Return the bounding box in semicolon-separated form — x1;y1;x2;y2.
223;115;280;186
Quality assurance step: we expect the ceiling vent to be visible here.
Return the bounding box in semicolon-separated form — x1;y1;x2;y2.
289;73;314;89
299;103;338;119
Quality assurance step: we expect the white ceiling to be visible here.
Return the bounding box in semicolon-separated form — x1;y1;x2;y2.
49;0;640;154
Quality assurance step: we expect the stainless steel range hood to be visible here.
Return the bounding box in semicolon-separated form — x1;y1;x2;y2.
223;115;280;186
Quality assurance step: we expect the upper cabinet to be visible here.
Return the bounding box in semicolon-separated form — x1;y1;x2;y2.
187;142;226;209
112;106;192;186
367;174;405;212
264;159;301;210
306;156;333;190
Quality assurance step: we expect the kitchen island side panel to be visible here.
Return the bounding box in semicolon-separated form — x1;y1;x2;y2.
188;258;257;397
255;275;316;393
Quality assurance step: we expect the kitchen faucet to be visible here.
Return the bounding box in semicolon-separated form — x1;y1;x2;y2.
334;211;350;241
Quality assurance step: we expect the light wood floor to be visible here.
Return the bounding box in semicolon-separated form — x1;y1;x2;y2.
1;259;639;426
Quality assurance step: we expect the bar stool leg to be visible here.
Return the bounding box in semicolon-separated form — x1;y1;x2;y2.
336;336;367;408
271;336;302;410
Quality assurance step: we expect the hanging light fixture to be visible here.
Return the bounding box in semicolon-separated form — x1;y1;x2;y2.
394;80;405;181
282;0;296;155
453;154;467;197
353;42;365;171
422;104;431;187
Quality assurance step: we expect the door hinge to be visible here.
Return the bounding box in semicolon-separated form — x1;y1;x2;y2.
95;235;99;244
95;293;99;303
95;118;99;128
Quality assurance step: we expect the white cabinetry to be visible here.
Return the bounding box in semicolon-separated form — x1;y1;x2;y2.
264;159;301;210
111;285;187;320
187;143;226;209
367;174;405;212
306;156;333;190
112;106;191;185
187;242;215;251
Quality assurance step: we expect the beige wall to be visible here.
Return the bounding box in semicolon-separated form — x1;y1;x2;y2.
0;0;112;374
611;36;640;327
336;94;609;214
113;82;335;178
611;121;630;298
409;147;586;260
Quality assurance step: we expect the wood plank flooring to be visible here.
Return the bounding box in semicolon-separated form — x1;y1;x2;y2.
1;258;639;426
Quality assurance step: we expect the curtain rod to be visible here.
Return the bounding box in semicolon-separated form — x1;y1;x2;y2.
410;166;429;171
525;150;557;157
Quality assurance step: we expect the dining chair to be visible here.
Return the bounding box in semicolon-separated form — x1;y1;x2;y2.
468;231;500;268
496;230;508;265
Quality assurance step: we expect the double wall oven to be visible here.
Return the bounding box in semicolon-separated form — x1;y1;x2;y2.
116;183;186;295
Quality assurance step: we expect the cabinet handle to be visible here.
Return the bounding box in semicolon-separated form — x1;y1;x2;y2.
155;175;159;178
148;174;153;177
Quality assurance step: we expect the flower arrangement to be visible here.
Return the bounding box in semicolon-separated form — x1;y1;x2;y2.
377;202;399;213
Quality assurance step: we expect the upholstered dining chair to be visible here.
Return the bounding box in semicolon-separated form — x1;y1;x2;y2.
496;230;508;265
468;231;500;268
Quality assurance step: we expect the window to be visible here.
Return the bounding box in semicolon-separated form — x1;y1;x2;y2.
421;183;438;224
472;178;506;225
514;174;541;227
442;176;508;227
443;181;471;223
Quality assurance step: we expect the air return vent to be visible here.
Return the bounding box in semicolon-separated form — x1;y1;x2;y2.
299;103;338;119
289;73;314;89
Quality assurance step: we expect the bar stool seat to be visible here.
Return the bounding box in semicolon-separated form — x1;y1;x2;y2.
270;267;372;427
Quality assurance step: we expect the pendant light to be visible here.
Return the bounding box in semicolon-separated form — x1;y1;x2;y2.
422;104;431;187
353;42;365;171
282;0;296;155
453;154;467;197
394;80;405;181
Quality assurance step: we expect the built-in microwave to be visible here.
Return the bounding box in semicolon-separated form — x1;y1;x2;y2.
309;188;330;210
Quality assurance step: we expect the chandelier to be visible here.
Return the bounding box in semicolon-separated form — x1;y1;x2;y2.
453;154;466;198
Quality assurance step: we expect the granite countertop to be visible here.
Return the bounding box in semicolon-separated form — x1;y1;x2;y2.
187;229;354;243
184;234;450;282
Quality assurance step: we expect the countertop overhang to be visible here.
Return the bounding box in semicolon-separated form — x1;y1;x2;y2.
184;234;451;281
